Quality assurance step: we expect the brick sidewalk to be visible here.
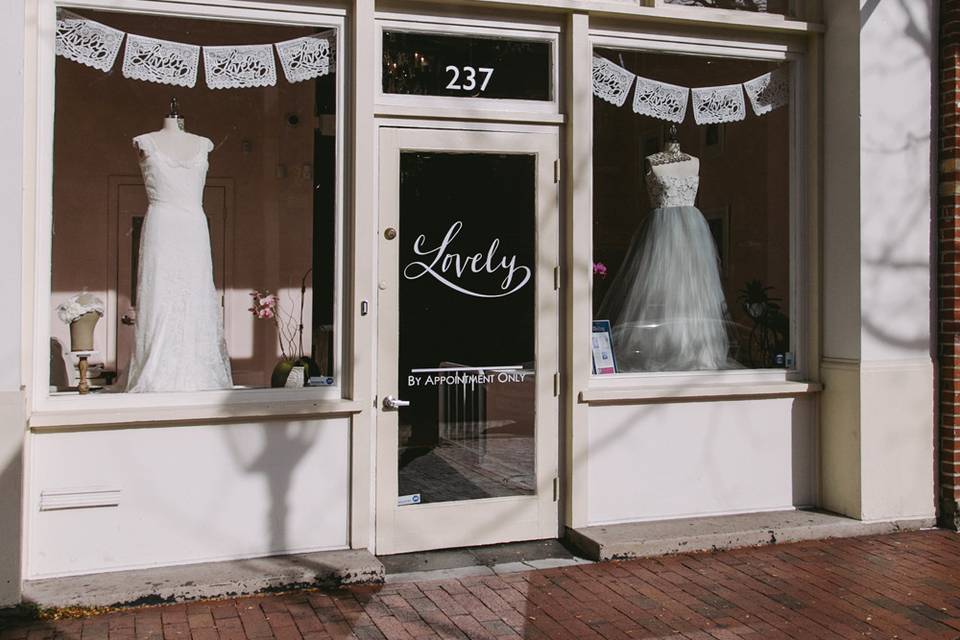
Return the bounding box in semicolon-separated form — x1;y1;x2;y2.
5;530;960;639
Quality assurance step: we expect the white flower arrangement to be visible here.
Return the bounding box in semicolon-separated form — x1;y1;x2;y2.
56;293;105;324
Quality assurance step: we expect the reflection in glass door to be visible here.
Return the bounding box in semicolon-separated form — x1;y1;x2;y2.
377;128;558;555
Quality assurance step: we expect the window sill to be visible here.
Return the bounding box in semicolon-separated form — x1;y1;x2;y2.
29;396;363;430
579;380;822;405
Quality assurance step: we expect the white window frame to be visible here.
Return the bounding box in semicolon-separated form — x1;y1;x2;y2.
374;12;562;123
29;0;351;424
587;27;810;388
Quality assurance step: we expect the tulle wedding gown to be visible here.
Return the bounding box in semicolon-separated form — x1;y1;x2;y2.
598;170;735;372
126;132;233;392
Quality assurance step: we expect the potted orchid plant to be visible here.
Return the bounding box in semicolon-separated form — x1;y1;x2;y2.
250;269;314;388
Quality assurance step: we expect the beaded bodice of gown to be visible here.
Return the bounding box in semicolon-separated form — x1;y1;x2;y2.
125;132;233;392
645;171;699;208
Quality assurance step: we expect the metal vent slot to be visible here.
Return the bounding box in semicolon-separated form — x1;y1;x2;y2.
40;487;121;511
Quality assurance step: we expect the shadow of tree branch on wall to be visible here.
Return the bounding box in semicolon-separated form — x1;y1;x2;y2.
856;0;936;358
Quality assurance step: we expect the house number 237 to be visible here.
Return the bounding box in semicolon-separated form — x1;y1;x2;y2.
445;65;494;92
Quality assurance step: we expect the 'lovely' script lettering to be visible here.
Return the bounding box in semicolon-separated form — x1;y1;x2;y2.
403;221;531;298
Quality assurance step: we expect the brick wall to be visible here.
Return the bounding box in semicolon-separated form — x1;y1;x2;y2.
940;0;960;530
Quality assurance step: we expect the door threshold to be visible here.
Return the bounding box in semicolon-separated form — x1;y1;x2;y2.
379;539;593;584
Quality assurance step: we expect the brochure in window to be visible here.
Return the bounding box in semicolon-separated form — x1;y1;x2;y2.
592;320;617;375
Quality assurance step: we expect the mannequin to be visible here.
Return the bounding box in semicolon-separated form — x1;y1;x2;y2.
597;124;735;372
646;125;698;179
126;99;232;392
138;97;210;161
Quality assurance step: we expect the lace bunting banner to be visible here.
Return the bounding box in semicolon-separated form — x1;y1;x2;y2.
632;75;689;124
691;84;747;125
743;68;789;116
276;34;332;83
57;12;341;89
591;53;789;125
122;34;200;88
592;56;635;107
55;12;125;72
203;44;277;89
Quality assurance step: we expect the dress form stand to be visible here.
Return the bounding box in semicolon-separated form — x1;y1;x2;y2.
140;97;200;161
72;350;97;394
646;124;699;180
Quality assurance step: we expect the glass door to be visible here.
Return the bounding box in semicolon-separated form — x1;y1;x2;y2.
376;127;559;555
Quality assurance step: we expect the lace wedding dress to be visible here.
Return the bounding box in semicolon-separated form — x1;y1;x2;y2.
598;171;736;372
126;132;233;392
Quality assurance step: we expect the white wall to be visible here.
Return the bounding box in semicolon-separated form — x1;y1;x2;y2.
859;0;935;363
28;418;350;578
0;396;24;605
860;360;935;520
822;0;862;362
820;0;936;522
857;0;935;520
587;398;816;525
0;0;25;607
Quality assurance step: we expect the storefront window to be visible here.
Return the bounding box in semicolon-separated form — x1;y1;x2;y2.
662;0;791;14
49;9;339;394
592;49;792;374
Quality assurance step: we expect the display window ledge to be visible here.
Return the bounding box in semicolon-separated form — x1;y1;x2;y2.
579;380;822;405
29;394;363;430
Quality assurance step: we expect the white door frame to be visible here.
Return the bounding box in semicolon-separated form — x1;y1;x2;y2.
375;125;560;555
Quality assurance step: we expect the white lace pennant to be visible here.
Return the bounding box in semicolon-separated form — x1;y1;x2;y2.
122;34;200;88
592;56;635;107
55;11;125;72
203;44;277;89
632;75;689;124
691;84;746;125
276;34;332;83
743;68;789;116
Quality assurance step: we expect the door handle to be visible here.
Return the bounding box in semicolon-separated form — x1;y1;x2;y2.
383;395;410;410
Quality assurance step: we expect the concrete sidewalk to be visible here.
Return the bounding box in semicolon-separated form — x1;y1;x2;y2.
4;529;960;639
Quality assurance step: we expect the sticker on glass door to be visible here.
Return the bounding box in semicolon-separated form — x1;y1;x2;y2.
403;220;531;298
396;152;537;506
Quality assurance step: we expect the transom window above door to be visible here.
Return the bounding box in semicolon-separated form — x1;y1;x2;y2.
375;20;560;119
381;30;552;101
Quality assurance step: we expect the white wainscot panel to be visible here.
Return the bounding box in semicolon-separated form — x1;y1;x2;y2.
28;418;350;578
587;398;816;525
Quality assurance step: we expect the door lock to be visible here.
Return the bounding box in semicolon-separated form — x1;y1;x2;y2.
384;227;397;240
382;395;410;410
